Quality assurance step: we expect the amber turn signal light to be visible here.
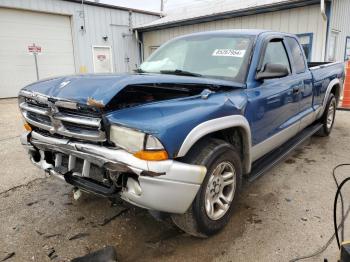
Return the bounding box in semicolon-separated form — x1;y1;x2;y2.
24;123;32;132
133;150;168;161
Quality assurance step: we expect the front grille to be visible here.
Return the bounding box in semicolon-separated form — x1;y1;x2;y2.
55;153;108;184
58;106;101;118
19;94;106;142
27;111;51;125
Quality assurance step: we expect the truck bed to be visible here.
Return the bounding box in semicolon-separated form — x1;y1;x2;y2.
308;62;333;68
308;61;345;84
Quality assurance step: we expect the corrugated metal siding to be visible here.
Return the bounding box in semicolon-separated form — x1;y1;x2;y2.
328;0;350;61
0;0;158;73
143;4;327;62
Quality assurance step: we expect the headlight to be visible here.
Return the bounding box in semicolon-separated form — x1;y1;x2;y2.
109;125;168;160
110;125;146;153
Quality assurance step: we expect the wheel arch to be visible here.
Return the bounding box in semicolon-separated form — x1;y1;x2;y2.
176;115;252;174
330;83;341;104
318;78;341;119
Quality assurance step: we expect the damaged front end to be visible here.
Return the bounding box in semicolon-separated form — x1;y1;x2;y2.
20;130;206;213
17;77;218;213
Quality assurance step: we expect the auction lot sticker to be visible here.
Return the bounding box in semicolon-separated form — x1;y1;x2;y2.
212;49;246;57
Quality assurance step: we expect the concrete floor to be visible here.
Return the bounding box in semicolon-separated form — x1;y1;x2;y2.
1;98;350;262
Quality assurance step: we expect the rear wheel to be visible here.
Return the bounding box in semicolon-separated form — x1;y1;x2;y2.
171;138;242;237
316;93;336;137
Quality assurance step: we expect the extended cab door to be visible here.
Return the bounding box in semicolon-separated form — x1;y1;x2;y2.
284;36;314;130
246;37;301;161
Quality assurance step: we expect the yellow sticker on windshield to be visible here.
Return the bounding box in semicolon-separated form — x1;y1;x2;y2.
212;49;246;57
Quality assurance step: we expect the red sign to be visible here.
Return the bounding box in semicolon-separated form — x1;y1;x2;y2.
28;44;42;53
97;54;106;61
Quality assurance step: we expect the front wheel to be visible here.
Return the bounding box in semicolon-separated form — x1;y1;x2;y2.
171;138;242;237
316;93;337;137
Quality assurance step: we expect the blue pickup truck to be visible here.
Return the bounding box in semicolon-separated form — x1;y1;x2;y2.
19;30;344;237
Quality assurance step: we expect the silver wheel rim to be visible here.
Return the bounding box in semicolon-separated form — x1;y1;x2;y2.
204;161;236;220
327;99;336;129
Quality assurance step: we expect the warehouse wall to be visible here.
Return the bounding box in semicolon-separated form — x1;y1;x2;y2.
328;0;350;61
142;4;327;62
0;0;158;74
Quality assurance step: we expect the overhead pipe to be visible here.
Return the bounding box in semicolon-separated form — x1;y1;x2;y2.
135;30;144;63
320;0;327;21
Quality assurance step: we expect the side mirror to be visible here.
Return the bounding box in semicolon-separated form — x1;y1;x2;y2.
256;63;289;80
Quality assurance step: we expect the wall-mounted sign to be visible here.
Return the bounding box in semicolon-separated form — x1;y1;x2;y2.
28;43;42;54
28;43;41;80
92;46;113;73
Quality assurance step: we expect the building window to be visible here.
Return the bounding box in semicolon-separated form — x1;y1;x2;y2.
345;37;350;61
149;46;159;55
296;33;313;62
328;30;339;62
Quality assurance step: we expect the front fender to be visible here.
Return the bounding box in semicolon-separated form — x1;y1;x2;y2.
105;91;248;160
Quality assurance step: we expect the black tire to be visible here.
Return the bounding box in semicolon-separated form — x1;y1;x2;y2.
316;93;337;137
171;138;242;237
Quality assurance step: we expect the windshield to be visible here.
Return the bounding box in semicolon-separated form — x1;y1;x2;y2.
140;34;254;83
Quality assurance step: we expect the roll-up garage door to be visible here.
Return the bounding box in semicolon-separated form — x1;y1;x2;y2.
0;8;75;98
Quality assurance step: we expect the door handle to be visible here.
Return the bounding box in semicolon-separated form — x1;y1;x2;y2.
292;87;301;94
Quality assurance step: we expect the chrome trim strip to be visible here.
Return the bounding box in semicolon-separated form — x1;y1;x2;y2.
177;115;252;174
23;111;51;129
251;105;322;162
19;99;105;141
23;112;106;141
54;113;101;127
19;102;49;115
23;131;206;213
55;100;77;110
251;121;300;162
29;131;207;185
300;107;321;130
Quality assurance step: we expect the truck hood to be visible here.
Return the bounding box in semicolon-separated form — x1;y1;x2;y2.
21;73;244;107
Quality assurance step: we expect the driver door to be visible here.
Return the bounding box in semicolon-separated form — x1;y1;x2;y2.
245;38;301;161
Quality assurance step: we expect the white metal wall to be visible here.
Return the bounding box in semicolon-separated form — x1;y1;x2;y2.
142;4;327;62
0;0;158;75
328;0;350;61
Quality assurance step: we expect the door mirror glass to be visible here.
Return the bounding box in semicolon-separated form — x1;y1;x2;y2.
256;63;289;80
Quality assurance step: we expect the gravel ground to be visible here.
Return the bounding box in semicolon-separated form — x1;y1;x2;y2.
1;98;350;262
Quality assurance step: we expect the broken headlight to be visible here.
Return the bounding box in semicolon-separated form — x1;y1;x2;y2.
109;126;168;160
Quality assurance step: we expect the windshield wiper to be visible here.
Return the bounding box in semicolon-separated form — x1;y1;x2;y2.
134;68;146;73
160;69;202;77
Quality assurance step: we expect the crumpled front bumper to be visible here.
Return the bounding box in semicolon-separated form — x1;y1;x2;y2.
21;131;207;214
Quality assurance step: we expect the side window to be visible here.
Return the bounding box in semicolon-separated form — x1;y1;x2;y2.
262;40;291;74
285;37;307;74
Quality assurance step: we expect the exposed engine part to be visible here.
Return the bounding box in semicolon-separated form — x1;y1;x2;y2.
105;84;218;110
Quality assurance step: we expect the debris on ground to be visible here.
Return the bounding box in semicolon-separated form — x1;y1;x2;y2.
98;208;129;226
46;247;57;260
1;252;15;261
70;246;117;262
26;200;39;206
69;232;90;241
35;230;44;236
